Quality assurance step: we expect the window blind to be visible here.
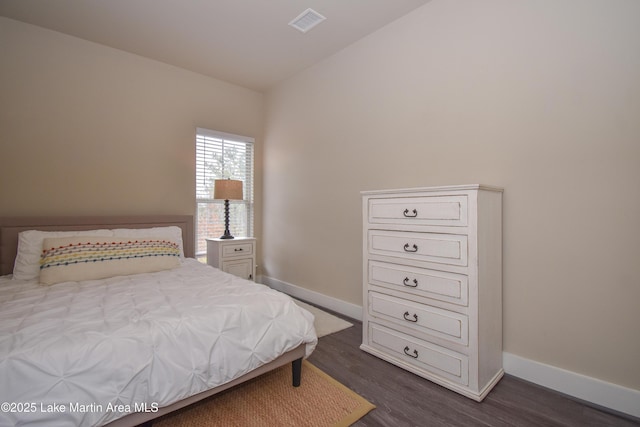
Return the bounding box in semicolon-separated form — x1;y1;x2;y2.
195;128;254;257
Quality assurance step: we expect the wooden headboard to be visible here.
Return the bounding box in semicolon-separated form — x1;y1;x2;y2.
0;215;194;276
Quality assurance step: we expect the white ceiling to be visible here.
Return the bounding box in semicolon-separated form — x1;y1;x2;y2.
0;0;430;92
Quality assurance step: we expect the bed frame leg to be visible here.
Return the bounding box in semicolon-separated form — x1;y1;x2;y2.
292;357;302;387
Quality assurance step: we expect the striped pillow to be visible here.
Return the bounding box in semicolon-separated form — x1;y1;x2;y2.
40;236;180;285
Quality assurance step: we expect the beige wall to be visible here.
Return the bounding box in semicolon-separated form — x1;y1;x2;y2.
0;17;264;256
263;0;640;391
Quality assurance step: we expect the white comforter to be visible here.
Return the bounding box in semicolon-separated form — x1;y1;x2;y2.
0;259;317;426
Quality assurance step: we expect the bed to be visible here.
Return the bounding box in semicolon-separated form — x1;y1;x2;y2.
0;215;317;427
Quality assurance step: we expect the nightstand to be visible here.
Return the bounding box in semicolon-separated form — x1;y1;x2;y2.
206;237;256;281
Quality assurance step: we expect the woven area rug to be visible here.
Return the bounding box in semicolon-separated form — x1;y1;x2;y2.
154;361;375;426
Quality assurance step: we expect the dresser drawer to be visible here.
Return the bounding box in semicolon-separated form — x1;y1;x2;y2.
221;242;254;258
369;261;468;306
368;322;469;386
369;292;468;345
369;230;468;267
368;195;467;227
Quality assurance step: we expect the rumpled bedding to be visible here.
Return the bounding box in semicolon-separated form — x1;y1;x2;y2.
0;259;317;426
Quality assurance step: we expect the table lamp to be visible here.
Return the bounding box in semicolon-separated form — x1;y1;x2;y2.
213;179;243;239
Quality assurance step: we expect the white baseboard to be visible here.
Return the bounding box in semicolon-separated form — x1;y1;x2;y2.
260;275;639;420
504;353;640;419
260;275;363;321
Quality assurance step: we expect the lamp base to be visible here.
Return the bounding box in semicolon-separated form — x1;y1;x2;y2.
220;198;235;239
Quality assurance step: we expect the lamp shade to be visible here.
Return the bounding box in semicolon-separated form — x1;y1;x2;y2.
214;179;243;200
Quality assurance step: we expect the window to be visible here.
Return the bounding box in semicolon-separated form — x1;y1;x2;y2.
196;128;254;260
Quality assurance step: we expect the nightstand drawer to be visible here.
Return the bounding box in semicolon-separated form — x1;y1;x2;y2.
368;195;467;227
369;260;468;306
368;322;469;386
369;292;468;345
221;242;254;258
368;230;468;267
222;258;254;280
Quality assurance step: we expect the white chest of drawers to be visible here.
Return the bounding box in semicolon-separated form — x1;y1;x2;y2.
206;237;256;281
360;185;503;401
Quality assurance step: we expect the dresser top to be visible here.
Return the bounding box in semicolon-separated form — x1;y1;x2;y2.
360;184;503;196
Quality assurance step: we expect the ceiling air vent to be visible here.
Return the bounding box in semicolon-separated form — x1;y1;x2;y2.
289;8;326;33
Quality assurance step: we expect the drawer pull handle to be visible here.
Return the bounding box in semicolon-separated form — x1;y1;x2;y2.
403;208;418;218
403;346;419;358
234;248;243;252
403;311;418;322
403;277;418;287
403;243;418;252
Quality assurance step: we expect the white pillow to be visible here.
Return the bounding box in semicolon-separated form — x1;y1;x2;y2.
13;229;114;281
39;236;181;285
112;226;185;259
13;226;186;281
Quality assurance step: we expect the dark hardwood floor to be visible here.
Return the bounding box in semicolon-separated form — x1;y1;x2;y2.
307;317;639;427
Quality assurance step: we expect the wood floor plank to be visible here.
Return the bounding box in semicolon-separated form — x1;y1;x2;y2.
307;317;640;427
